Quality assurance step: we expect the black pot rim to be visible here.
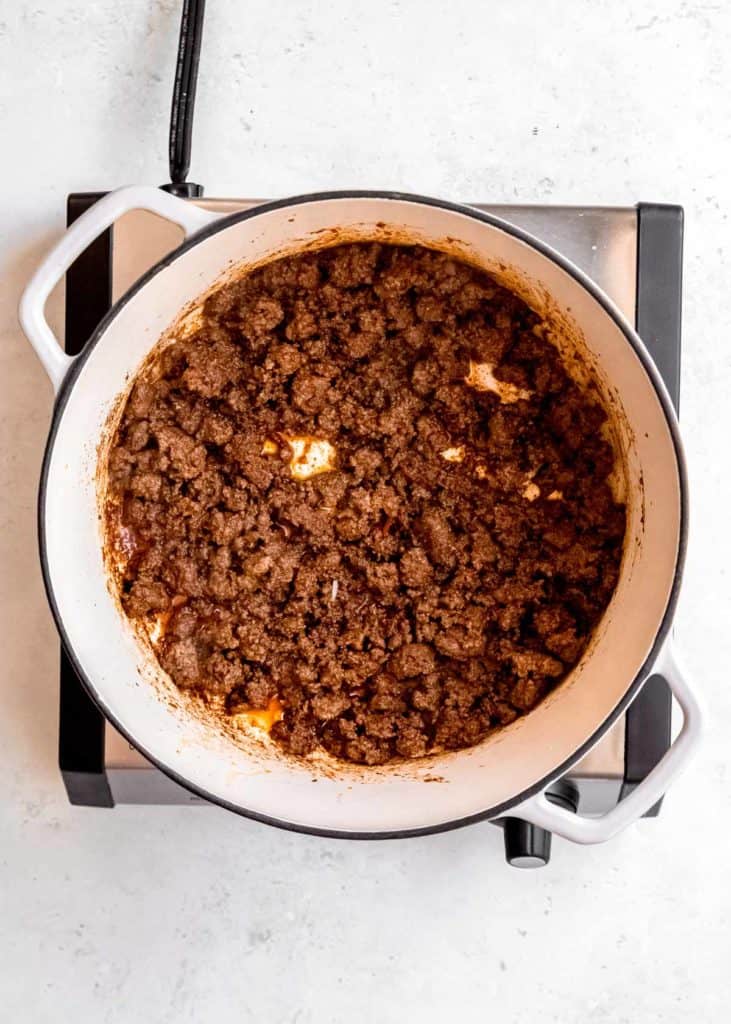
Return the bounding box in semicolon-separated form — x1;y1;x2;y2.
38;188;688;840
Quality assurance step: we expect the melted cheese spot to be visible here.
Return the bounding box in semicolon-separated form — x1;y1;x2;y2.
475;463;490;480
148;610;172;646
441;446;465;463
233;697;284;733
465;361;532;404
117;525;138;559
283;436;337;481
261;439;279;456
176;307;204;340
523;482;541;501
548;490;564;501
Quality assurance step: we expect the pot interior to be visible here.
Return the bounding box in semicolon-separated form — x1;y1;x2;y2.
43;195;682;832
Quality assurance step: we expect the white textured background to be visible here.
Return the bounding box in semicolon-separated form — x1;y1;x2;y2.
1;1;729;1020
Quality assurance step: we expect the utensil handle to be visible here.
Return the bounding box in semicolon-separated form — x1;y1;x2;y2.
18;185;220;394
510;638;703;845
165;0;207;194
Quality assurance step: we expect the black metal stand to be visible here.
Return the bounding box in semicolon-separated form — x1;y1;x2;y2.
620;203;683;815
59;192;114;807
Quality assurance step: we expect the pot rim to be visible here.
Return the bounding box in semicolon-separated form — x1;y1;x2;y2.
38;189;688;838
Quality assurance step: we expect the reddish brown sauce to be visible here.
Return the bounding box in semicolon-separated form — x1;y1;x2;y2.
105;243;625;765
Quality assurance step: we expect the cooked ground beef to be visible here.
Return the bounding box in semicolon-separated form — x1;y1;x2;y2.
106;242;625;766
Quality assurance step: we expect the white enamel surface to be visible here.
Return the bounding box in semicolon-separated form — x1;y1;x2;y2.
43;195;683;832
18;186;219;392
512;638;704;843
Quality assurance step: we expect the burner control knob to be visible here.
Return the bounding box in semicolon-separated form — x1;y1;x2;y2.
502;783;579;868
503;817;552;868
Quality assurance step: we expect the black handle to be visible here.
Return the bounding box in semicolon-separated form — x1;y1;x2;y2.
503;817;553;868
502;782;579;869
163;0;206;197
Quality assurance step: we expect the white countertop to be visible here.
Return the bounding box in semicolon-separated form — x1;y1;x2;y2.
1;1;729;1019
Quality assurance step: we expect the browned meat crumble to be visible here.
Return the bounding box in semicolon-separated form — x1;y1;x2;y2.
106;242;625;765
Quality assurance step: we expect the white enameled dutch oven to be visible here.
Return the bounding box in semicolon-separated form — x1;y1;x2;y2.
20;186;703;844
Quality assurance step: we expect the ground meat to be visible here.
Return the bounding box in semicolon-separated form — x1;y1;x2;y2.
106;243;625;765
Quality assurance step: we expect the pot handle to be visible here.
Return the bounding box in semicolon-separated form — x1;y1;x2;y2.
509;638;704;845
18;185;221;394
